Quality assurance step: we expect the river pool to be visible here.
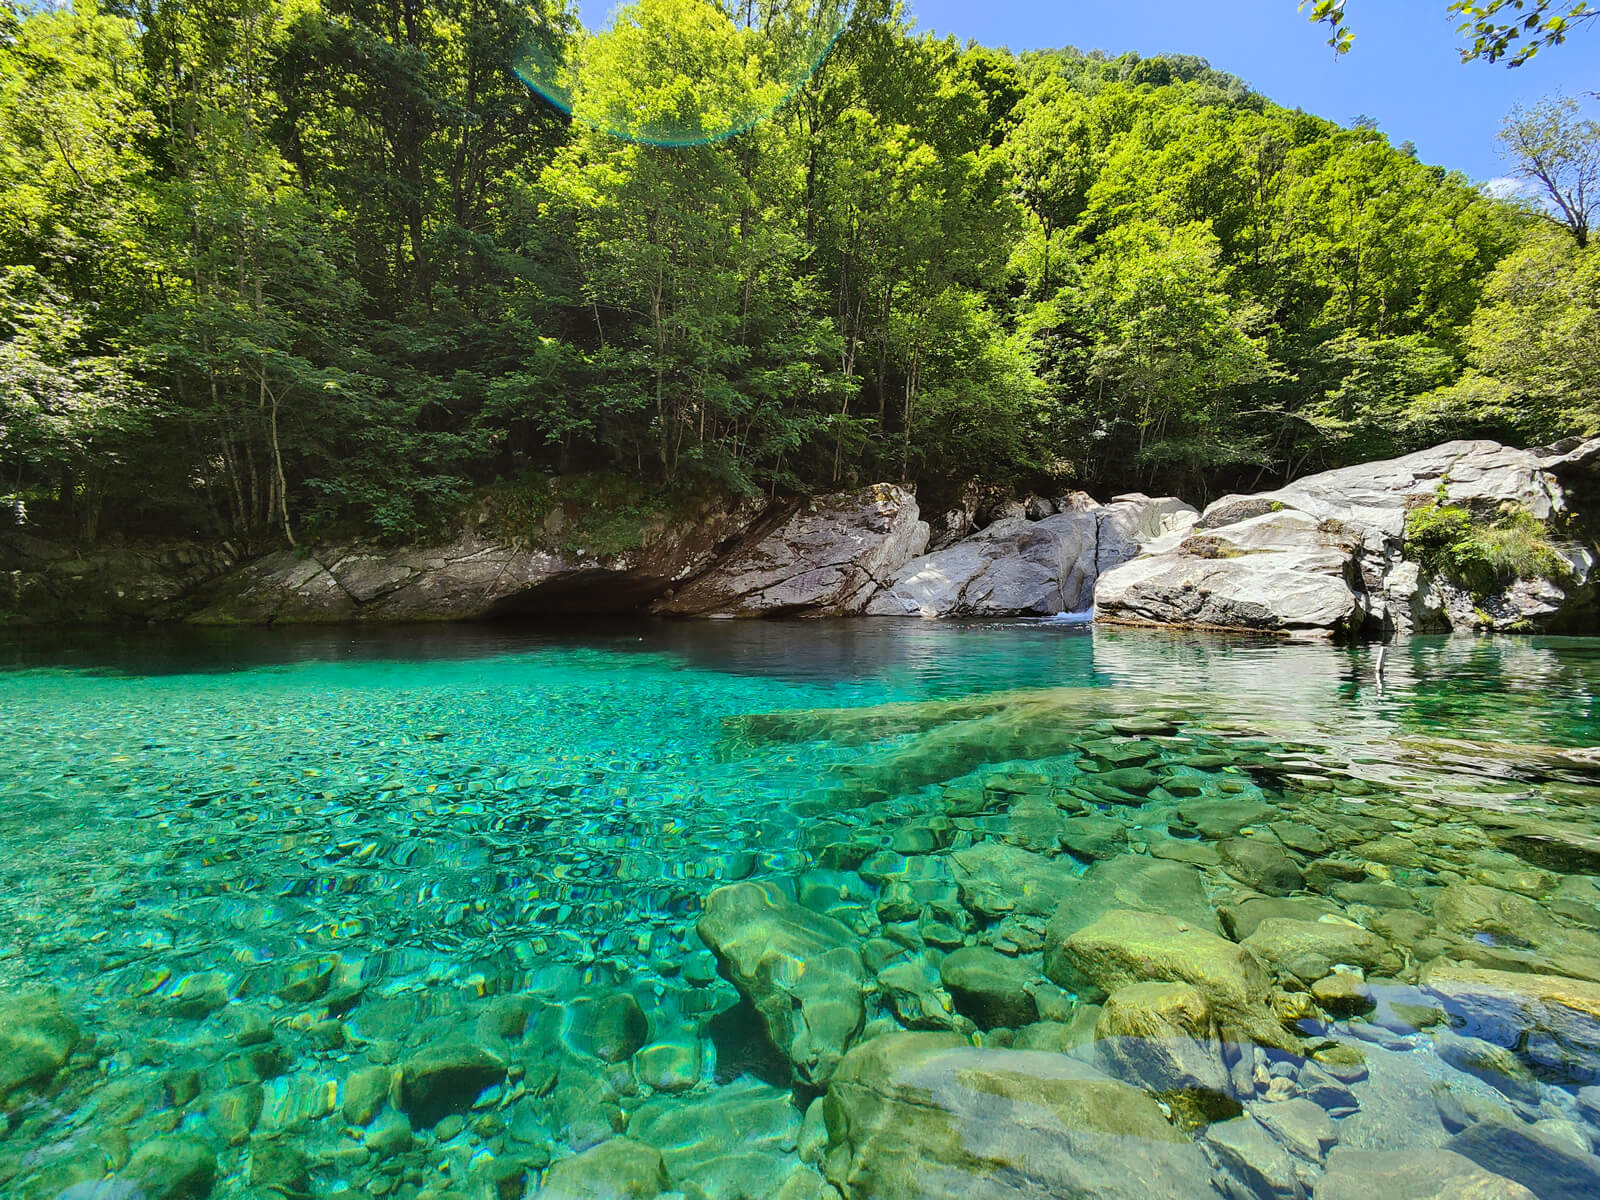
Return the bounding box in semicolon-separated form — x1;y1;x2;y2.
2;621;1599;1199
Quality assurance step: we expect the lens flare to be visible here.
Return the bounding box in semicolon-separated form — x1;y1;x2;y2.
515;0;853;147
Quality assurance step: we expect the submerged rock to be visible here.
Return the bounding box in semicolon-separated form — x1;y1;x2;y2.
1421;962;1600;1083
570;993;649;1064
538;1137;670;1199
1203;1114;1302;1200
819;1032;1211;1200
0;988;80;1102
1219;836;1305;896
1446;1119;1600;1200
1093;983;1239;1126
1316;1147;1536;1200
1046;910;1293;1049
397;1040;508;1128
1042;854;1223;949
120;1135;217;1200
629;1079;801;1199
1242;917;1402;985
937;947;1038;1030
950;842;1081;920
697;882;867;1087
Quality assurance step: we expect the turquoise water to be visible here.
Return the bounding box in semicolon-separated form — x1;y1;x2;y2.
2;622;1599;1199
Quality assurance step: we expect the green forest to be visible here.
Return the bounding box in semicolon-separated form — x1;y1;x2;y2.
1;0;1596;551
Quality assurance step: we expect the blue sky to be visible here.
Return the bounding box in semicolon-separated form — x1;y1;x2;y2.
575;1;1598;185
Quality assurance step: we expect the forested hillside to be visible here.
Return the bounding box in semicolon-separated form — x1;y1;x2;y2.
1;0;1594;550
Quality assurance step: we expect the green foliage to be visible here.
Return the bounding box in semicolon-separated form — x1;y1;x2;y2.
1405;500;1574;594
476;471;693;556
0;0;1591;549
1304;2;1597;66
1454;230;1600;437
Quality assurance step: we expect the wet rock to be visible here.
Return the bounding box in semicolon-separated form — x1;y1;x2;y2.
634;1041;700;1093
820;1032;1212;1200
363;1109;414;1160
1312;973;1376;1017
629;1079;800;1199
1013;1009;1099;1053
1219;897;1342;941
697;882;867;1087
572;994;650;1064
1059;816;1129;861
248;1139;309;1196
876;960;961;1031
0;988;81;1101
1204;1115;1303;1200
538;1137;670;1199
1270;821;1331;856
1433;884;1545;944
160;972;233;1019
1254;1097;1337;1162
397;1041;508;1128
937;948;1037;1029
1447;1116;1600;1200
1431;1030;1541;1105
1303;857;1372;892
1093;983;1239;1127
341;1064;392;1126
1316;1148;1535;1200
949;842;1079;919
1242;918;1401;985
1043;855;1222;954
1171;800;1279;841
121;1135;216;1200
1221;837;1305;896
275;954;338;1004
207;1083;263;1145
1046;910;1291;1048
1420;962;1600;1083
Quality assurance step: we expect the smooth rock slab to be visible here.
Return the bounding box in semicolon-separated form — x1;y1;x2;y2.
1220;836;1305;896
1042;854;1223;950
1204;1115;1301;1200
660;485;928;617
820;1032;1213;1200
1316;1148;1535;1200
1094;983;1239;1125
1447;1117;1600;1200
629;1079;801;1200
949;841;1081;919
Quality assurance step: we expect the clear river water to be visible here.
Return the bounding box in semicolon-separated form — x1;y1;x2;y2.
2;620;1599;1200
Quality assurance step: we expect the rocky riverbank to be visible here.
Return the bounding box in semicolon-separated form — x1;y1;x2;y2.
4;436;1598;634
